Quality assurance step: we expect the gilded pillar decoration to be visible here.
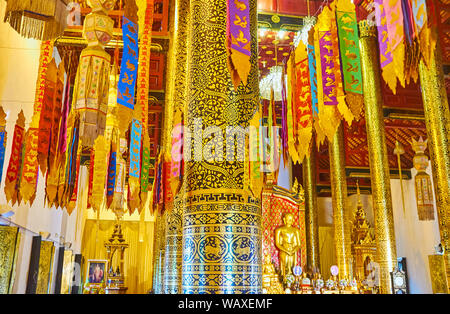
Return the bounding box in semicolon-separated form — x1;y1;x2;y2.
328;123;352;280
161;0;190;293
418;37;450;289
152;209;166;294
182;0;261;294
359;20;397;294
303;141;320;271
0;226;21;294
163;191;184;294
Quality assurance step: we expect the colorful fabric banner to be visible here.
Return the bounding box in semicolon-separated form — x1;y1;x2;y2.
4;112;25;204
374;0;400;93
91;135;109;212
128;118;142;213
314;5;346;141
117;17;139;109
384;0;406;90
227;0;252;88
412;0;435;68
286;55;300;165
294;41;313;164
38;58;58;176
0;107;7;186
336;0;364;120
169;109;183;198
307;42;319;118
136;0;154;132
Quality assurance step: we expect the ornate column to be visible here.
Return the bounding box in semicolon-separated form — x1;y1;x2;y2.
303;140;320;271
359;20;397;294
418;37;450;290
328;123;352;280
152;209;166;294
162;0;190;294
181;0;261;294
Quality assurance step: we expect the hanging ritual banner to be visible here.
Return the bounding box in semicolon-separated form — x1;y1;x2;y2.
106;143;117;209
412;0;435;68
4;111;25;204
384;0;406;91
307;42;319;118
0;107;7;186
401;0;420;84
294;41;313;163
19;127;40;205
412;137;435;221
117;17;139;110
374;0;398;94
90;136;109;212
129;118;143;213
336;0;364;120
60;114;80;213
249;105;263;197
163;156;174;206
314;5;345;141
286;55;300;165
136;0;154;209
169;109;183;198
38;58;58;176
112;138;128;211
227;0;252;88
17;41;53;204
48;61;65;174
281;68;289;165
136;0;154;129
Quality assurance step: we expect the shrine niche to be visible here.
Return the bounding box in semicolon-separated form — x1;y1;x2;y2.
351;184;377;283
261;183;307;273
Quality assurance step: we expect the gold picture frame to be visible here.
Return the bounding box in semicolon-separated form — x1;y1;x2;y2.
85;259;108;286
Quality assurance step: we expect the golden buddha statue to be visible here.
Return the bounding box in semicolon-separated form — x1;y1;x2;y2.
275;213;302;280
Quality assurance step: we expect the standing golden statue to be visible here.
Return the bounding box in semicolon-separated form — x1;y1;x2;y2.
275;213;302;280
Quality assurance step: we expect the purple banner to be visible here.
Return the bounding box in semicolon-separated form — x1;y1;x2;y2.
319;31;338;106
375;0;393;68
228;0;251;57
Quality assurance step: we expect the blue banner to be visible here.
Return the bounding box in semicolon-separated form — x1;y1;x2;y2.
117;17;139;109
107;151;117;197
0;128;6;185
307;44;319;117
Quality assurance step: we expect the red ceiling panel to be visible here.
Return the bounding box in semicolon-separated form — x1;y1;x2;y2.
258;0;322;16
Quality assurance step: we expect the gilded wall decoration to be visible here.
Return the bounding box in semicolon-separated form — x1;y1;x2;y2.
0;226;20;294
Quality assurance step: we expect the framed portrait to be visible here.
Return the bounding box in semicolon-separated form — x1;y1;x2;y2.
85;260;108;286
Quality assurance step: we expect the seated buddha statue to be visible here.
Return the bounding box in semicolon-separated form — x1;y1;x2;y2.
275;213;302;281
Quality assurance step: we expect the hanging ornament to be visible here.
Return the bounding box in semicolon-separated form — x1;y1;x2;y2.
71;0;115;148
411;137;435;221
3;0;68;41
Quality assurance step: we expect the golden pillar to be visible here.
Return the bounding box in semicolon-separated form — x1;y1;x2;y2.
152;209;167;294
329;123;352;280
162;0;190;294
303;139;320;271
418;37;450;290
359;20;397;294
181;0;261;294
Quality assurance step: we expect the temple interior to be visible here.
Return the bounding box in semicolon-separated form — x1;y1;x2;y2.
0;0;449;295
